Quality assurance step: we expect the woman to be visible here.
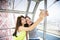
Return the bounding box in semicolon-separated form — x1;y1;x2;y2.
13;16;26;40
13;10;48;40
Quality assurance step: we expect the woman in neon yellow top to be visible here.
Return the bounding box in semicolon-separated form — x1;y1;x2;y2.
13;10;48;40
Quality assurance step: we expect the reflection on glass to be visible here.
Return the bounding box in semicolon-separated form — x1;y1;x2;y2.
0;0;13;9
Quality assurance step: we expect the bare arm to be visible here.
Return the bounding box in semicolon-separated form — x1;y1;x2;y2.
22;16;43;31
21;10;48;31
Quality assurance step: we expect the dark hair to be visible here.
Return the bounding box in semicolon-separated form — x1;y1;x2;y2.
24;16;30;27
25;16;31;19
24;16;33;27
24;23;29;27
13;16;25;37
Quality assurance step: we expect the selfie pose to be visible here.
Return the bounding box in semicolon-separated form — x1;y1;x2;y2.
13;10;48;40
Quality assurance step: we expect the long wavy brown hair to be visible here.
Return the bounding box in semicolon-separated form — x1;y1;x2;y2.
13;16;25;37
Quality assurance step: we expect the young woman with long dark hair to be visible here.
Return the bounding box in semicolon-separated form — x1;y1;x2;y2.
13;10;48;40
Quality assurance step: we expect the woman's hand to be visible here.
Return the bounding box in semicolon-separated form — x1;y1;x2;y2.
39;9;48;18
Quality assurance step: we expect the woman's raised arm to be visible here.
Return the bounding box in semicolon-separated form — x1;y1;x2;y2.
21;10;48;31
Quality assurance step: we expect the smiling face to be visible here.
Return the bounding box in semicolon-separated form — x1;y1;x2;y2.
21;17;26;25
25;17;32;26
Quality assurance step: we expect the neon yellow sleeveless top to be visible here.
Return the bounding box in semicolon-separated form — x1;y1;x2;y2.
13;30;26;40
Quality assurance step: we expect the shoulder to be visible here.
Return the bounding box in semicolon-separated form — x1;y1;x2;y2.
18;26;25;31
18;26;22;31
